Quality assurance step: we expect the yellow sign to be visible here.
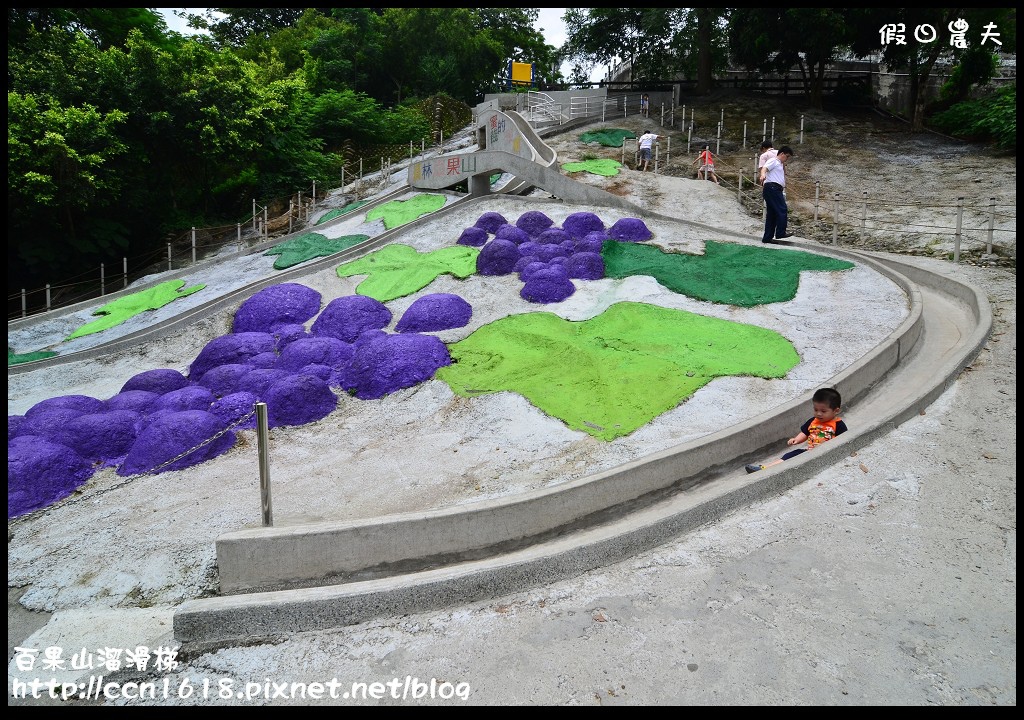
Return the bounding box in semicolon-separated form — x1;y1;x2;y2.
511;61;533;86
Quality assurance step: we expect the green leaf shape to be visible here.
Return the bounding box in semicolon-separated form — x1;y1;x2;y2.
315;201;369;225
602;240;855;307
336;244;480;302
264;232;370;269
579;128;637;147
65;280;206;341
364;193;446;230
437;301;800;441
8;347;58;366
562;158;624;176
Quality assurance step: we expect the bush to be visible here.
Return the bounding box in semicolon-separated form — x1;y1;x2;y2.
929;85;1016;151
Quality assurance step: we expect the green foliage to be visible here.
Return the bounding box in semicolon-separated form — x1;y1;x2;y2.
929;85;1016;150
939;48;999;103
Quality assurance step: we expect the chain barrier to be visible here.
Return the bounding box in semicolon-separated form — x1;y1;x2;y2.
8;408;258;528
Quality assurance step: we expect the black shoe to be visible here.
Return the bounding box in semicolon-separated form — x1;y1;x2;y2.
745;464;763;474
761;239;775;244
774;234;793;240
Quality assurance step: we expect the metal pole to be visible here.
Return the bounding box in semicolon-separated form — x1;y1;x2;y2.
123;257;128;289
833;193;840;245
256;402;273;527
687;123;692;155
861;191;868;239
410;140;413;160
743;120;747;149
237;223;242;251
167;244;172;271
191;227;196;264
720;108;724;134
263;207;268;242
716;122;721;155
100;263;105;296
800;115;805;144
22;289;27;318
46;284;51;312
289;201;294;233
771;116;776;142
359;158;363;182
814;181;820;222
312;181;316;209
253;200;257;231
986;197;995;255
954;197;963;263
762;118;767;141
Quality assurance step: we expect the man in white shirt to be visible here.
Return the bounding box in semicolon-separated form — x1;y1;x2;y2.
637;129;660;172
758;145;793;243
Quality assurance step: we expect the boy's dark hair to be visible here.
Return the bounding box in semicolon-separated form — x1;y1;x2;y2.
760;140;773;150
779;145;795;157
812;387;842;409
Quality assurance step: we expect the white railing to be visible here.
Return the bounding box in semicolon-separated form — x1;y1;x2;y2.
524;90;563;124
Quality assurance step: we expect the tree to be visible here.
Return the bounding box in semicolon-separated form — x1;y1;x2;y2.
848;8;1016;131
729;8;853;108
562;8;729;91
184;8;312;47
476;8;560;87
8;92;129;276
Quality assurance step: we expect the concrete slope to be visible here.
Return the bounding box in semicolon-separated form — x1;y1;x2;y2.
172;248;991;650
209;245;921;594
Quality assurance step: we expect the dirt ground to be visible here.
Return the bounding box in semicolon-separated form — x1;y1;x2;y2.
554;91;1016;265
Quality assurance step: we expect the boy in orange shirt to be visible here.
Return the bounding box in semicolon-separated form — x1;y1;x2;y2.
746;387;848;473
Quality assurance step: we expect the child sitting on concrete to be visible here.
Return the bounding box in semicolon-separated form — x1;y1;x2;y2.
746;387;848;473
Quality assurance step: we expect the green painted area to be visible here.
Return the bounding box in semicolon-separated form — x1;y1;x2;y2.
602;240;855;307
8;346;58;366
65;280;206;341
315;200;369;225
562;158;624;177
364;193;446;230
579;129;637;148
264;232;370;269
437;301;800;441
336;244;480;302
